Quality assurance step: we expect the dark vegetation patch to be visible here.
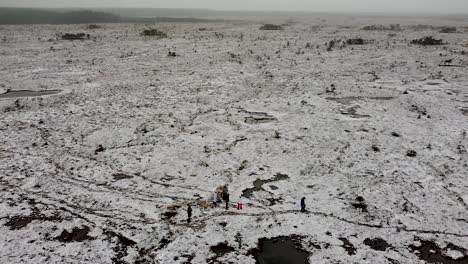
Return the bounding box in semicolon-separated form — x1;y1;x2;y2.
351;196;368;212
86;24;101;29
364;237;391;251
439;26;457;33
409;25;457;33
346;38;366;45
362;24;401;31
162;211;177;220
104;230;137;264
242;173;289;198
338;237;357;255
56;226;94;242
210;242;235;258
411;36;445;46
5;207;62;230
95;144;105;154
62;33;90;40
141;29;167;38
409;240;468;264
249;236;309;264
260;24;284;30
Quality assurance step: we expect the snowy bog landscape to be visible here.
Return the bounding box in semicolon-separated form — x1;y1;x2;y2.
0;12;468;264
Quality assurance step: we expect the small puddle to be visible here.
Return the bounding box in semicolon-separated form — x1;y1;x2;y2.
245;116;277;124
326;96;361;105
0;90;62;99
209;242;235;263
341;106;371;118
249;236;309;264
409;240;468;264
326;96;395;106
241;109;278;124
112;173;134;181
242;173;289;198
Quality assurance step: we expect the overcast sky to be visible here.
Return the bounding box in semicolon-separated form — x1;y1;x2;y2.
1;0;468;14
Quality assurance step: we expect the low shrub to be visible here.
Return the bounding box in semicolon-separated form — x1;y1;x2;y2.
259;24;283;30
142;29;167;38
362;24;401;31
346;38;365;45
411;36;444;46
61;33;89;40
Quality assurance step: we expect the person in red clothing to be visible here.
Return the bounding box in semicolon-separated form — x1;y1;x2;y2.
236;197;243;210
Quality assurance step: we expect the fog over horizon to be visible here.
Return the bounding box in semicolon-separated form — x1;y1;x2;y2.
1;0;468;14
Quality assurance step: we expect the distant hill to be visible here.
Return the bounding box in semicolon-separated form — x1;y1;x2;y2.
0;8;122;24
0;8;226;25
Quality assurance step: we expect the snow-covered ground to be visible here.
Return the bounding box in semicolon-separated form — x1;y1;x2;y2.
0;15;467;264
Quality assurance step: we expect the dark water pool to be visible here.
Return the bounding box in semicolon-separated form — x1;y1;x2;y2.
250;236;309;264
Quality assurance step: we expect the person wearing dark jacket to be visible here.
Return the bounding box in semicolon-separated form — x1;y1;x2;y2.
187;204;192;223
224;193;230;210
300;197;306;212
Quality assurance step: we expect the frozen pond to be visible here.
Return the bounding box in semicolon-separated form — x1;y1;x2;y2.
0;90;62;99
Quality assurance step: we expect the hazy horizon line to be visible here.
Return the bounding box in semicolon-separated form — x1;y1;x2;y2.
0;6;467;16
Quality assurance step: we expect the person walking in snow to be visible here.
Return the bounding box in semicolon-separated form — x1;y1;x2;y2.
236;196;243;210
300;197;306;212
187;204;192;223
223;192;230;210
